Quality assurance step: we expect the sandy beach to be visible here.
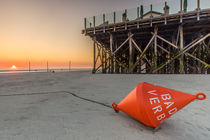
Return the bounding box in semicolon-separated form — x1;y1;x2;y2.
0;71;209;140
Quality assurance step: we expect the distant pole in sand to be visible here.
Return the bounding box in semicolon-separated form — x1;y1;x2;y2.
69;61;71;72
29;61;31;72
47;61;49;72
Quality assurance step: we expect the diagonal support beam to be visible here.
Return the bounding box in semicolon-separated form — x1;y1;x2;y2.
183;33;210;53
139;34;156;59
131;38;152;66
100;49;129;72
157;44;170;54
131;34;156;71
95;64;102;73
131;38;142;53
184;37;200;49
113;34;134;55
153;33;210;73
185;53;210;67
96;44;102;63
151;32;178;49
92;38;110;74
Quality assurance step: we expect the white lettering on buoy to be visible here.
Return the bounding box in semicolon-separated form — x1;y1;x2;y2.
147;90;177;121
148;90;157;95
168;107;177;115
161;94;171;100
157;113;166;121
152;105;162;114
164;102;174;109
150;97;160;104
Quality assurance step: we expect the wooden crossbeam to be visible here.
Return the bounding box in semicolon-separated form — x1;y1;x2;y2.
183;33;210;53
113;34;134;55
98;49;129;72
184;37;200;49
151;32;178;49
131;38;152;66
96;44;102;62
153;32;210;73
131;38;142;53
157;44;170;54
131;34;156;71
185;53;210;67
92;38;112;73
95;64;102;72
139;34;156;58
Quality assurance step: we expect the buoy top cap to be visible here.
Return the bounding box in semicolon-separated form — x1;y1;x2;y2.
195;93;206;100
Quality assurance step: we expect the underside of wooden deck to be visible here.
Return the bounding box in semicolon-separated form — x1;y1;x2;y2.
83;8;210;74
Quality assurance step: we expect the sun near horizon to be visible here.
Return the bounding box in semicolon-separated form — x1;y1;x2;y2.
11;65;17;70
0;0;93;69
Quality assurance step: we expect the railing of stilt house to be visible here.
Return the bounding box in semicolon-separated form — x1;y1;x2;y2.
84;0;210;32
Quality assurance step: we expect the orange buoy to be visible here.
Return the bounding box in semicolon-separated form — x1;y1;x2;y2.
112;82;206;128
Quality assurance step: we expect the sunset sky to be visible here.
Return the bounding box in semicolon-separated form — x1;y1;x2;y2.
0;0;163;69
1;0;207;69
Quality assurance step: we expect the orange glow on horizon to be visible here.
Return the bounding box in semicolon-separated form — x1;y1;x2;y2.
11;65;17;70
0;0;93;70
0;60;92;69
